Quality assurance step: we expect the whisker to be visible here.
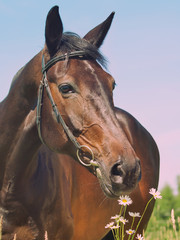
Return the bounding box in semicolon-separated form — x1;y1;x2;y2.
98;195;109;207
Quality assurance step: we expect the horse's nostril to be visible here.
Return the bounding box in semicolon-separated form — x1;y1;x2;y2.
110;163;125;185
111;163;124;177
138;170;142;182
136;159;141;182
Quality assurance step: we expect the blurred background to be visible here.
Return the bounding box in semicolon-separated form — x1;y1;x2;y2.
0;0;179;193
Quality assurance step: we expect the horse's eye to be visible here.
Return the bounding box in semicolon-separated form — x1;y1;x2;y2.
58;84;75;94
112;81;116;90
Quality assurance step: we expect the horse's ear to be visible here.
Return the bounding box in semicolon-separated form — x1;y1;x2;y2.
45;6;63;56
83;12;115;48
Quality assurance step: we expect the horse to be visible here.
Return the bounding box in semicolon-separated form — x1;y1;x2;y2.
0;6;159;240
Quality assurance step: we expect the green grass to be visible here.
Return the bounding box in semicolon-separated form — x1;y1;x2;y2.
145;208;180;240
0;185;179;240
0;212;180;240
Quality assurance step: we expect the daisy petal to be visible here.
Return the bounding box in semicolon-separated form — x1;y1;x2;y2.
149;188;162;199
136;233;144;240
126;229;135;235
118;195;133;206
105;222;114;229
128;212;141;217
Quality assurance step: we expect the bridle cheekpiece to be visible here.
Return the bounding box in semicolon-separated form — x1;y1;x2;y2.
36;51;99;170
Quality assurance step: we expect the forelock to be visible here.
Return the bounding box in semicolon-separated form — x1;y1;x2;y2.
58;32;107;68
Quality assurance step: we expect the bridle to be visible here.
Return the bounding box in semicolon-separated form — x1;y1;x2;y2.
36;51;99;170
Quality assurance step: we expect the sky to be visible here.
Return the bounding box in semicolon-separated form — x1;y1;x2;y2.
0;0;180;193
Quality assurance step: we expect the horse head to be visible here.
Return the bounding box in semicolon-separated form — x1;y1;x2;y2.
38;6;141;198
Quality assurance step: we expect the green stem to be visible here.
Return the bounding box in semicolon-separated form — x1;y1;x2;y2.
127;233;131;240
121;205;127;239
116;224;120;240
131;217;135;230
131;196;154;240
128;217;135;240
111;229;117;240
119;205;123;216
121;223;124;240
123;206;127;218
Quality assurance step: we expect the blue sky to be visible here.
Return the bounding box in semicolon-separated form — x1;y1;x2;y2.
0;0;180;192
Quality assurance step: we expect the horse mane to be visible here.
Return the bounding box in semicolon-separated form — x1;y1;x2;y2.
57;32;107;68
10;32;107;92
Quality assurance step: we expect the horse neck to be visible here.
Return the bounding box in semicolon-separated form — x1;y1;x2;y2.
1;110;42;199
0;51;42;189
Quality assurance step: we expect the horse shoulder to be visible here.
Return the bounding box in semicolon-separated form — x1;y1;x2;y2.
115;107;160;193
115;107;159;170
115;107;160;233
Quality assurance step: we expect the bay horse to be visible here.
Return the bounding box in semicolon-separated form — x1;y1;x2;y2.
0;6;159;240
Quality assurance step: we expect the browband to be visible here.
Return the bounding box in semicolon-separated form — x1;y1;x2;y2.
42;51;87;73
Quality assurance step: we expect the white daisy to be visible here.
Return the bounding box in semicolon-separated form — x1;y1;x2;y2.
149;188;162;199
111;214;121;222
128;212;141;218
105;222;114;229
118;195;133;206
126;229;135;235
111;224;120;229
119;216;128;225
136;233;144;239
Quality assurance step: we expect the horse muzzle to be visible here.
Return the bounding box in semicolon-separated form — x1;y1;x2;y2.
96;158;141;198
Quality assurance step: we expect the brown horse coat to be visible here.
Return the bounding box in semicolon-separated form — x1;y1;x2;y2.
0;6;159;240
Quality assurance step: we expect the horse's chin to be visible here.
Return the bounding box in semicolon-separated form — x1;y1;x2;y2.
100;183;120;199
101;183;137;199
98;177;138;199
